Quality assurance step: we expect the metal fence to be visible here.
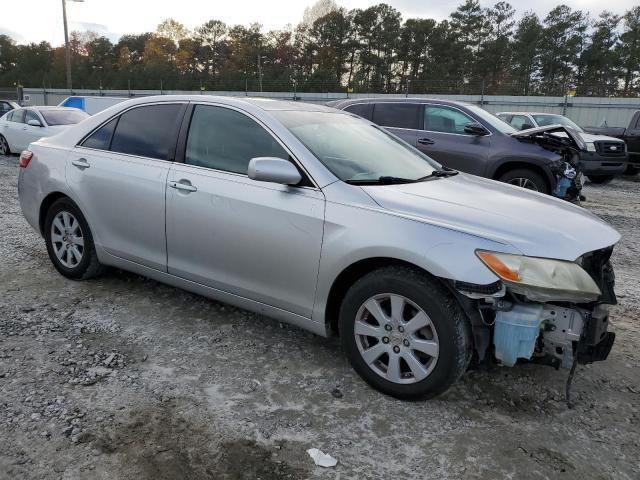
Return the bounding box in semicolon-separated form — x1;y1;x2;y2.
15;87;640;128
0;87;19;101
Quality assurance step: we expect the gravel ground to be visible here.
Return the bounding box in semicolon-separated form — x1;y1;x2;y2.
1;153;639;480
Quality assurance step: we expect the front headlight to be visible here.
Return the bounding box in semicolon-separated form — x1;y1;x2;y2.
585;142;596;152
476;250;601;303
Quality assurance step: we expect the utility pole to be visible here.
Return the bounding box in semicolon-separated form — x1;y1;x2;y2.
61;0;84;91
257;54;263;93
62;0;72;90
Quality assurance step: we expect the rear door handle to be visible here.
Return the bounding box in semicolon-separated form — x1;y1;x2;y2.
418;138;435;145
71;158;90;169
169;180;197;192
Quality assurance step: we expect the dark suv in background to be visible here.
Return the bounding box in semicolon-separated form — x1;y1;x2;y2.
328;98;571;195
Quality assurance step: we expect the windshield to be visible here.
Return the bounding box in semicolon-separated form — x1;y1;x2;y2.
40;109;89;126
272;110;439;182
465;105;517;134
533;114;583;132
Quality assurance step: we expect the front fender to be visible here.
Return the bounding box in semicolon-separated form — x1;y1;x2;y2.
312;197;520;325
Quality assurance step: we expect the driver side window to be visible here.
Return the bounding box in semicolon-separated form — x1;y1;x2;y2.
25;110;40;125
185;105;289;175
424;105;475;135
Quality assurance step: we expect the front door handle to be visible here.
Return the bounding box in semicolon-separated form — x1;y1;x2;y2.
169;180;197;192
71;158;90;169
418;138;435;145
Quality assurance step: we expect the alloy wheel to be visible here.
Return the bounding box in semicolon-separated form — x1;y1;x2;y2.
354;293;439;384
508;177;539;191
50;211;84;268
0;137;8;156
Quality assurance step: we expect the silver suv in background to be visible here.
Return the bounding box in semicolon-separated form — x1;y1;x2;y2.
497;112;628;183
18;96;619;398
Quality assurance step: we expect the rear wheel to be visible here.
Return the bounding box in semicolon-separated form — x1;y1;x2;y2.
44;198;104;280
339;266;472;399
588;175;614;184
498;168;548;194
0;135;10;156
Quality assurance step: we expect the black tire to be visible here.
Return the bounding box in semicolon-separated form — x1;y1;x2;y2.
498;168;549;194
44;197;104;280
588;175;614;184
624;165;639;176
339;266;472;399
0;134;11;156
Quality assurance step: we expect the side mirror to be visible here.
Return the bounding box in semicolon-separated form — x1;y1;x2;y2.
27;119;42;127
521;123;534;130
464;122;489;136
248;157;302;186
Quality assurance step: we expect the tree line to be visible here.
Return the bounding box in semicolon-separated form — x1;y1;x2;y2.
1;0;639;96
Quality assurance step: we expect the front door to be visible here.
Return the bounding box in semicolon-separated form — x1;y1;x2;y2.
416;104;491;176
166;104;325;317
67;103;186;271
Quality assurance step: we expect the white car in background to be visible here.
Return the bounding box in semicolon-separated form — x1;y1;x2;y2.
0;106;89;156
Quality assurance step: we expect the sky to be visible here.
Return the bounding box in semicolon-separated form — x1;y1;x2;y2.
1;0;637;46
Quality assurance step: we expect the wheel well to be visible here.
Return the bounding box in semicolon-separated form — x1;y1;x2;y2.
39;192;69;234
326;257;438;335
493;162;551;191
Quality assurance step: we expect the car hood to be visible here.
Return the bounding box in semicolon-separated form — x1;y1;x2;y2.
362;173;620;261
578;131;625;143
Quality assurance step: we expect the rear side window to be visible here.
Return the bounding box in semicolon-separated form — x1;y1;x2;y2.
9;110;25;123
0;102;11;113
424;105;475;134
82;118;118;150
185;105;289;174
372;103;420;129
110;104;183;160
344;103;373;120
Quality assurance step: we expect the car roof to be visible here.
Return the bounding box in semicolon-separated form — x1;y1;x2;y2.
94;95;338;113
497;111;563;116
328;97;474;109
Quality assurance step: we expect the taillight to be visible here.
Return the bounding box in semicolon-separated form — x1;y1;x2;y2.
19;150;33;168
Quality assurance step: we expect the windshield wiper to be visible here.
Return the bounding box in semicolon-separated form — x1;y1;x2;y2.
345;169;458;185
416;167;459;180
345;176;419;185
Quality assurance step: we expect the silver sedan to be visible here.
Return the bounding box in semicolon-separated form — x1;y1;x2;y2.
18;96;620;398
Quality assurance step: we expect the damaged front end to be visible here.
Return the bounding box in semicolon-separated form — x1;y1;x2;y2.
453;246;617;402
513;125;586;203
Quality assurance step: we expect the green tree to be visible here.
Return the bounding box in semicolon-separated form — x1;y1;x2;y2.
618;6;640;95
510;12;542;94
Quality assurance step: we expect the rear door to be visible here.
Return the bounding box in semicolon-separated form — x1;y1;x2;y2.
67;102;186;271
370;102;420;146
165;103;325;317
416;104;491;176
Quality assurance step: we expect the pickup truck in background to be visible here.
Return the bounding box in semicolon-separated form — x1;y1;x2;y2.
497;111;629;183
583;110;640;175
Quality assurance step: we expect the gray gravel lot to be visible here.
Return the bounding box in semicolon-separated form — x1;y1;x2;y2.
1;152;639;480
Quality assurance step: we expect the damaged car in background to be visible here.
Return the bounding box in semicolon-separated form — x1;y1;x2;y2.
328;98;588;203
18;96;620;400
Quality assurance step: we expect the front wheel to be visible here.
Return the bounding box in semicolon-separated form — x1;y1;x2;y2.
44;197;104;280
339;266;472;399
498;169;549;194
588;175;614;184
624;165;639;176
